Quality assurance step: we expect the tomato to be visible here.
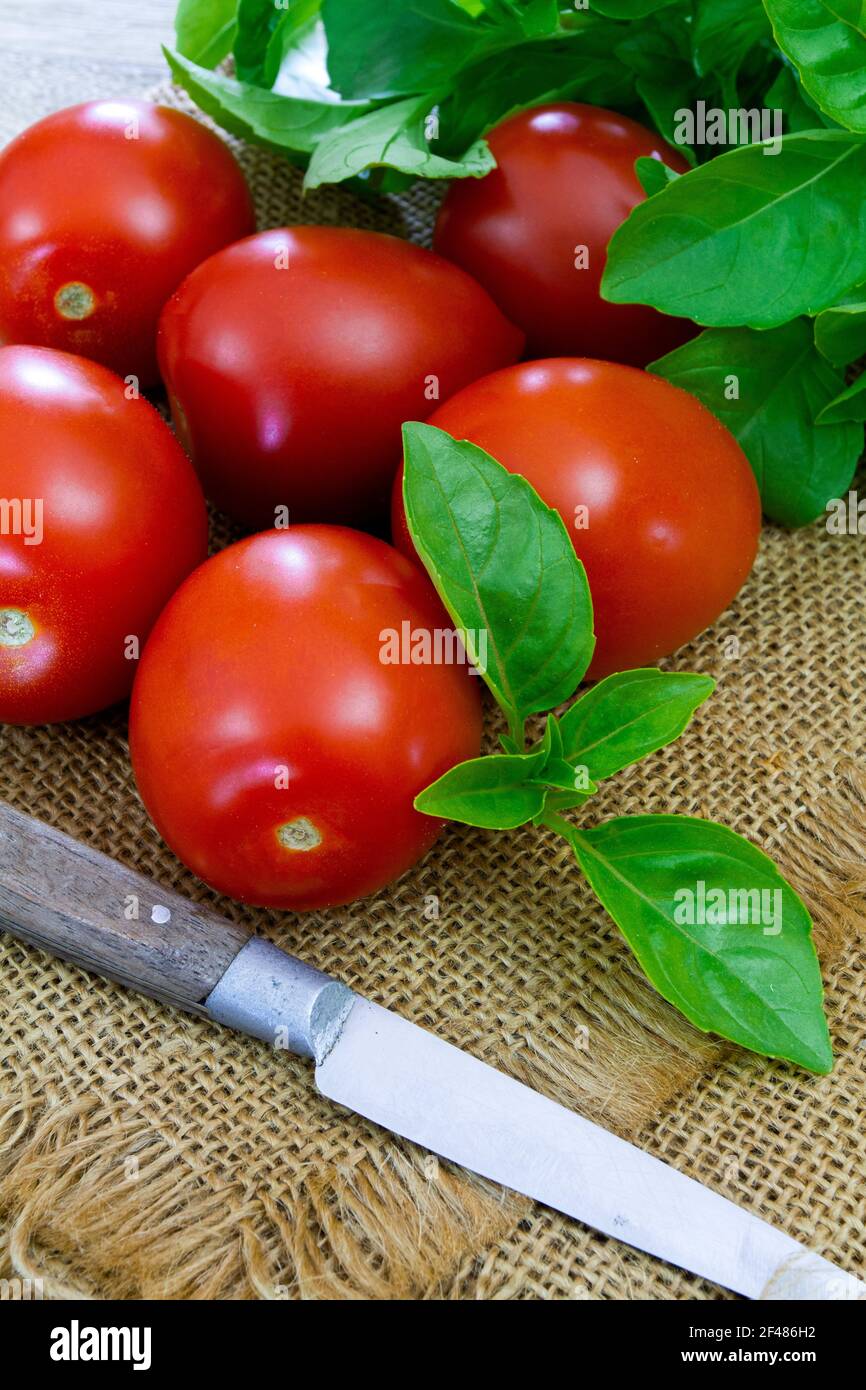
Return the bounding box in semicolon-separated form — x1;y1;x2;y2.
0;101;255;385
129;526;483;910
157;226;525;530
434;102;694;367
0;346;208;725
392;359;761;679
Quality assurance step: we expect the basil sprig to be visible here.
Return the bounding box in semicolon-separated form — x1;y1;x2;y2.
404;422;833;1075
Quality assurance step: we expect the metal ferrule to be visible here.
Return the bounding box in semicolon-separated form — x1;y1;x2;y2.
204;937;355;1064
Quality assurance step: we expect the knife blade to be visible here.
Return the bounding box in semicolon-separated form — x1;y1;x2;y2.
0;801;861;1301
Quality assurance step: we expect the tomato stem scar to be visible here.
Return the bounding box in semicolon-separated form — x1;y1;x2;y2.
0;609;36;647
54;281;96;320
276;817;322;851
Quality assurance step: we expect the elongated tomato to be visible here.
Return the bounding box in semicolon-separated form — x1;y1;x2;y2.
0;345;208;724
0;101;254;384
130;527;483;909
158;226;525;529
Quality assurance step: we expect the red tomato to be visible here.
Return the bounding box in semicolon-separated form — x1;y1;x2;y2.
157;226;525;530
434;102;694;367
0;346;208;724
392;359;761;679
129;527;483;910
0;101;255;385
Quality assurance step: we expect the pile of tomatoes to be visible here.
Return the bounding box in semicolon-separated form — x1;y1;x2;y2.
0;99;760;911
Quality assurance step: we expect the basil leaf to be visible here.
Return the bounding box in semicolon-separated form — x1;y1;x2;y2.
235;0;321;88
502;709;560;759
634;155;681;196
634;76;699;160
558;670;715;781
614;16;699;154
817;369;866;423
304;96;495;188
418;715;597;827
765;64;843;133
814;290;866;364
322;0;532;100
519;716;596;794
415;753;548;828
402;423;595;745
175;0;239;68
487;0;560;37
590;0;680;15
533;759;598;794
440;36;636;155
615;10;695;77
164;47;367;157
568;816;832;1073
516;716;598;808
235;0;290;87
765;0;866;132
650;320;862;525
603;131;866;328
692;0;772;80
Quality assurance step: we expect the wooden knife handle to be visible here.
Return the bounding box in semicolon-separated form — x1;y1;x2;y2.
0;801;249;1016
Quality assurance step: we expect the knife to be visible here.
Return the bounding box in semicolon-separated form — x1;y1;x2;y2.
0;801;861;1301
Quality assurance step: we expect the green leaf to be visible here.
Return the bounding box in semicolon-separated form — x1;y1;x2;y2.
402;422;595;746
614;17;700;155
614;11;695;78
418;716;596;827
534;758;598;794
175;0;239;68
164;47;367;157
521;715;599;796
558;670;715;781
322;0;534;99
603;131;866;328
650;320;862;526
567;816;832;1072
764;0;866;132
765;66;818;132
692;0;772;79
235;0;288;86
303;96;495;187
590;0;680;14
415;751;548;827
814;289;866;363
816;368;866;422
492;0;560;37
439;33;637;155
765;63;843;132
234;0;321;88
634;77;698;160
634;155;682;196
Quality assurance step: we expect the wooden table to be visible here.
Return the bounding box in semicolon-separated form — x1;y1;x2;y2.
0;0;177;142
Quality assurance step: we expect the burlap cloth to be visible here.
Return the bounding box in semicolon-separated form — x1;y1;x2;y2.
1;78;865;1301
